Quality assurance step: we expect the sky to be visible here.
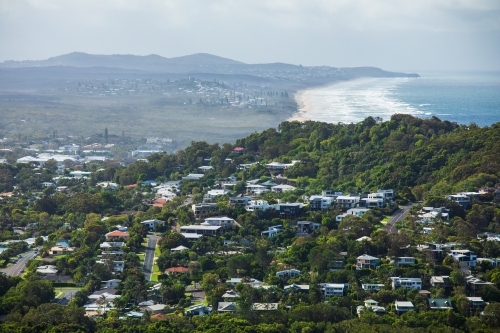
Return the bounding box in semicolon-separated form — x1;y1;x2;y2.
0;0;499;71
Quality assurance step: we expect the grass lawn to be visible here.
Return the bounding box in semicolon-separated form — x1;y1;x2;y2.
380;216;390;225
155;246;161;257
55;291;65;299
153;264;160;273
151;273;161;282
137;253;145;260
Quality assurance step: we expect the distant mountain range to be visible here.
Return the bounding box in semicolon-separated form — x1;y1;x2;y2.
0;52;419;80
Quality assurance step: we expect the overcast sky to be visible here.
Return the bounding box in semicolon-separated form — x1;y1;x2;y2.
1;0;499;71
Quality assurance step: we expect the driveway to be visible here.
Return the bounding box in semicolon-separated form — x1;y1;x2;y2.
143;234;159;281
0;250;37;276
384;204;415;234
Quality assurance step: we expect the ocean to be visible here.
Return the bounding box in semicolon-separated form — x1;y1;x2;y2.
292;71;500;127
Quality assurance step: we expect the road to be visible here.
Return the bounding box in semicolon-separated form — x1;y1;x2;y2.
54;289;79;305
384;204;415;234
143;234;159;281
0;250;37;276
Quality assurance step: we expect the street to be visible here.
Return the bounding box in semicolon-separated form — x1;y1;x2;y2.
384;204;415;234
54;289;79;305
143;234;159;281
0;250;37;276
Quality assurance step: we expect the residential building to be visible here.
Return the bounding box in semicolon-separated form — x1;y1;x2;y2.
180;225;223;236
252;303;279;311
390;277;422;291
141;219;165;231
101;279;121;289
392;257;416;266
261;225;283;238
467;297;485;309
105;230;130;241
308;195;336;211
430;276;453;293
395;301;415;315
36;265;58;275
445;194;471;208
356;299;387;317
185;304;212;316
275;203;303;217
203;216;235;228
229;196;252;206
284;284;310;293
361;283;385;292
204;189;231;202
271;184;296;192
347;208;370;217
449;249;477;267
428;298;453;310
296;221;321;236
477;258;500;267
96;260;125;273
222;290;240;300
245;184;269;195
465;276;494;296
182;173;204;181
245;200;273;212
321;190;343;198
276;269;301;279
377;189;395;199
48;246;75;257
319;283;349;297
356;254;380;269
217;302;237;313
359;198;384;208
335;196;360;210
192;203;218;216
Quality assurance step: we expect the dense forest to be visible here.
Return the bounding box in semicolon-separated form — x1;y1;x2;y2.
1;114;500;333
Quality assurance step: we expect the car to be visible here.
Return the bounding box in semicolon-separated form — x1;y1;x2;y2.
20;269;24;273
18;254;22;258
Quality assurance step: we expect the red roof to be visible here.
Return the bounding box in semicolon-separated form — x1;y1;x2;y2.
233;147;244;151
165;266;189;273
106;230;130;238
125;184;137;188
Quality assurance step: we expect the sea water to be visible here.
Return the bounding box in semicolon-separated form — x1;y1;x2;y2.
293;71;500;127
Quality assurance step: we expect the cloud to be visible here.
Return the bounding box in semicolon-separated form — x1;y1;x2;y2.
0;0;499;70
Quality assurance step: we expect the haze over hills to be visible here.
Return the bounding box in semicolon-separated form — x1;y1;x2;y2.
0;52;419;80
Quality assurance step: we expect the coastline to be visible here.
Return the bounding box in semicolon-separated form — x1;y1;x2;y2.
289;80;342;122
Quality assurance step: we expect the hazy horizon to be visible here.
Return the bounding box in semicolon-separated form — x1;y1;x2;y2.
1;0;499;71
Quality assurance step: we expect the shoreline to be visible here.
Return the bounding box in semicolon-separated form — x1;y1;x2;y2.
289;80;343;122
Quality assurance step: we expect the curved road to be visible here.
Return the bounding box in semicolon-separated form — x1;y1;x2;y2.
384;204;415;234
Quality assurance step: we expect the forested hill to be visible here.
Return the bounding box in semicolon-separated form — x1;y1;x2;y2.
128;114;499;198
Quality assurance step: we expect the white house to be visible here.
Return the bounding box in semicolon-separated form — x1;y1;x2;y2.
308;195;335;211
271;184;296;193
449;249;477;267
296;221;321;236
245;200;273;212
276;269;301;279
391;257;416;266
101;279;121;289
319;283;349;297
395;301;415;315
261;225;283;238
141;219;166;231
335;196;360;210
361;283;385;292
204;189;231;202
203;216;235;228
390;277;422;290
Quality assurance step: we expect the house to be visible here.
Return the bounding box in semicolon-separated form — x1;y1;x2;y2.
100;242;125;250
165;266;189;275
321;190;344;198
226;278;262;287
361;283;385;292
308;195;336;211
377;189;395;199
356;299;386;317
192;203;218;216
296;221;321;236
395;301;415;315
89;289;119;302
449;249;477;267
182;173;204;180
230;196;252;206
428;298;453;310
105;230;130;241
319;283;349;297
445;194;471;208
170;245;189;252
359;198;384;208
96;260;125;272
185;304;212;316
222;290;240;300
48;246;76;257
245;184;269;195
204;189;231;202
198;166;214;173
101;279;121;289
265;161;298;171
476;258;500;267
180;225;223;236
467;297;485;309
271;184;296;193
203;216;235;228
245;200;273;212
141;219;165;231
356;254;380;270
146;304;167;314
252;303;279;311
36;265;58;275
284;284;310;293
275;203;303;217
430;276;453;293
347;208;370;217
217;302;237;313
233;147;245;154
465;276;494;295
390;277;422;291
276;269;301;279
261;225;283;238
335;196;360;210
392;257;416;266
